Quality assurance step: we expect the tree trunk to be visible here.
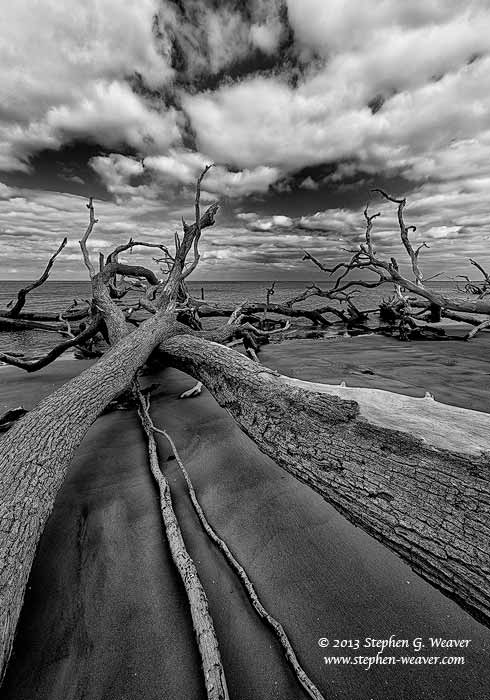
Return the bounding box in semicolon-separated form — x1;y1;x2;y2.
160;334;490;627
0;313;182;679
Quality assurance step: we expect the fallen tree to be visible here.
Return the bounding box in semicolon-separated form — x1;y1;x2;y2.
1;174;489;685
299;191;490;340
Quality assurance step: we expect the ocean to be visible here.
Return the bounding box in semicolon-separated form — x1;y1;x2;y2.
0;279;466;357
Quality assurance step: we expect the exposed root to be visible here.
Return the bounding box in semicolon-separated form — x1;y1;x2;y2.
144;403;326;700
134;383;229;700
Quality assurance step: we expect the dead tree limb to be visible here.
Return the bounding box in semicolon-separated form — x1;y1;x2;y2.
372;188;427;286
106;239;173;265
135;385;229;700
470;259;490;286
0;316;102;371
79;197;98;278
181;164;215;281
465;318;490;340
145;405;325;700
5;238;67;318
0;317;79;333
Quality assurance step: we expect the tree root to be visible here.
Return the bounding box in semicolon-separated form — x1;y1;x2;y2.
144;400;326;700
134;384;229;700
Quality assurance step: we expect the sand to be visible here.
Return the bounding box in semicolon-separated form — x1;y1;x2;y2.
1;334;490;700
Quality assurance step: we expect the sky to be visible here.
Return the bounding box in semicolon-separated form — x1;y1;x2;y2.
1;0;490;282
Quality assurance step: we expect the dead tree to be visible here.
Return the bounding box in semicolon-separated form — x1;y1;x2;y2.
301;191;490;337
1;175;490;684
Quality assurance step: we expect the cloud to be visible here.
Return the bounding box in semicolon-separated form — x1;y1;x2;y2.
0;1;178;171
0;183;15;199
181;2;490;185
156;0;285;79
299;176;319;190
144;150;280;197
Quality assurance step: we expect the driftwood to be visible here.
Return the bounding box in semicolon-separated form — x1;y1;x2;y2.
135;386;229;700
3;238;67;318
147;407;325;700
0;317;101;372
465;319;490;340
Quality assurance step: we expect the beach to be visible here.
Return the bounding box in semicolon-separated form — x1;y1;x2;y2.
1;334;490;700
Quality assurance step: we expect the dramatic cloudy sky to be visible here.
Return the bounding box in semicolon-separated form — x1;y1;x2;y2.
1;0;490;281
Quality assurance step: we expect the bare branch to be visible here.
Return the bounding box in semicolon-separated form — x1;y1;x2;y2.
100;262;159;287
79;197;98;278
302;250;332;273
7;238;67;317
181;164;215;281
106;239;173;265
363;203;381;256
470;258;490;284
0;316;102;372
155;188;219;310
372;188;425;286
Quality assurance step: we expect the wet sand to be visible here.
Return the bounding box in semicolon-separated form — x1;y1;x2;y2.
1;335;490;700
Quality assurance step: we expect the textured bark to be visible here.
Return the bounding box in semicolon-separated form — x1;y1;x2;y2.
0;313;182;680
160;335;490;626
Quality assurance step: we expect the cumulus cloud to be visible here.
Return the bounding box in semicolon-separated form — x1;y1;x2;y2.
144;150;280;197
182;2;490;183
0;1;178;170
